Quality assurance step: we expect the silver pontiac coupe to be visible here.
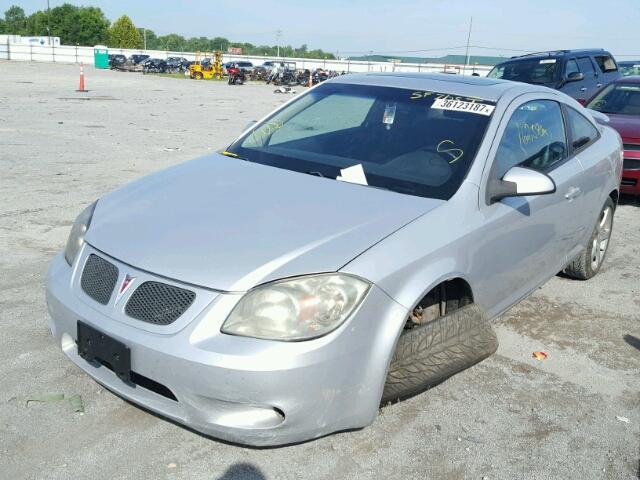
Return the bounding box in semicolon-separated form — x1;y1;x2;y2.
46;73;623;446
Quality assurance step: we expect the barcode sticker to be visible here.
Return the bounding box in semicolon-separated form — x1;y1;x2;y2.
431;98;495;116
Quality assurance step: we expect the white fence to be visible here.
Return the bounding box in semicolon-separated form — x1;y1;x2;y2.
0;42;492;76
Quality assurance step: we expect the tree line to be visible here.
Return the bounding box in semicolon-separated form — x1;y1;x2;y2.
0;4;335;59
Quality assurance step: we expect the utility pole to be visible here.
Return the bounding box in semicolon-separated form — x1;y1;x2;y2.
46;0;51;46
276;29;282;58
143;28;147;50
463;16;473;76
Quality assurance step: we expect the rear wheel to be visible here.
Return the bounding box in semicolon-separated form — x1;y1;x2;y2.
194;72;203;80
564;197;614;280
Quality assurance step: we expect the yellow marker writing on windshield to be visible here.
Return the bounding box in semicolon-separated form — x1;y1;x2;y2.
437;140;464;164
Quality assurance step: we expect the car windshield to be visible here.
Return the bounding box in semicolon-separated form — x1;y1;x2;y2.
587;83;640;115
225;83;495;200
488;58;559;85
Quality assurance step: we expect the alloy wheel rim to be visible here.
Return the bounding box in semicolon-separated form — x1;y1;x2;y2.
590;206;612;271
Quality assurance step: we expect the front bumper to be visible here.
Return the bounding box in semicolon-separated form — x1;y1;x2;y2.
621;168;640;195
621;150;640;195
45;247;409;446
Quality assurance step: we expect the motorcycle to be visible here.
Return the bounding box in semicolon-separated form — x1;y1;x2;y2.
267;69;296;86
227;66;246;85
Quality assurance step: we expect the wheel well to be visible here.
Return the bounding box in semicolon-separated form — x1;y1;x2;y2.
406;278;474;328
609;189;619;207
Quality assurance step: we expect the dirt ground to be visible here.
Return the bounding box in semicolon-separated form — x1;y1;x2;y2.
0;61;638;480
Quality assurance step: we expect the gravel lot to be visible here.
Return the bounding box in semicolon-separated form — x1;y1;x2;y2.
0;61;638;480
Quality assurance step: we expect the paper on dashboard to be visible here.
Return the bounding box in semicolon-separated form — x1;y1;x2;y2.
337;164;368;185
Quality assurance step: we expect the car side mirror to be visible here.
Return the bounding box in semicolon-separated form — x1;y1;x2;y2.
488;166;556;203
243;120;257;132
566;71;584;83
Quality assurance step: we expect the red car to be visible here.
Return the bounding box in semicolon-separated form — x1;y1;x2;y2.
587;77;640;195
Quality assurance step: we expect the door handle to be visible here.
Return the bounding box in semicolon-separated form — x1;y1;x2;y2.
565;186;581;201
580;87;587;92
596;83;602;88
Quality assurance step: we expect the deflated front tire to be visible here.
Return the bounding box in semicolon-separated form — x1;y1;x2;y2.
382;304;498;403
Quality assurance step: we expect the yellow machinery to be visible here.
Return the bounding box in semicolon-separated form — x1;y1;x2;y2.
189;51;223;80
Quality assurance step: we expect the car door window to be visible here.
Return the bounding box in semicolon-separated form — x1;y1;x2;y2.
577;57;596;77
565;107;599;151
565;59;580;77
495;100;568;177
594;55;618;73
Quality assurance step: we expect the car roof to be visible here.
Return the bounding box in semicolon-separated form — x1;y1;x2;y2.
613;75;640;84
504;49;609;61
331;72;548;103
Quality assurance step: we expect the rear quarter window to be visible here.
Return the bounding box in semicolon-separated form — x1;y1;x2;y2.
565;107;599;151
594;55;618;73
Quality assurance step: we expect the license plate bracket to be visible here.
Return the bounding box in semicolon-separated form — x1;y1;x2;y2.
77;321;131;382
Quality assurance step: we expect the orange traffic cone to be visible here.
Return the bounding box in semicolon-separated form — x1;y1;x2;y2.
77;62;88;92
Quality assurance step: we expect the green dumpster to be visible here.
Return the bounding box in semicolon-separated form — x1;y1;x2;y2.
93;45;108;69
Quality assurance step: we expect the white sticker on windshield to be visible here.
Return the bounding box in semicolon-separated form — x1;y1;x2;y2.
431;98;495;116
540;59;557;64
337;164;368;186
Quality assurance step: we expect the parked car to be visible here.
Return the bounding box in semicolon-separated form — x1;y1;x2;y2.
587;76;640;195
141;58;167;74
618;61;640;77
130;54;150;65
165;56;188;73
488;49;622;104
108;54;127;69
47;73;622;447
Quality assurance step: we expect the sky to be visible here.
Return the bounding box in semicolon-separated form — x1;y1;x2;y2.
4;0;640;59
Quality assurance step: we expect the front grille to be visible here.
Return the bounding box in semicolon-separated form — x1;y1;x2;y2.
623;143;640;152
623;157;640;171
81;254;119;305
125;281;196;325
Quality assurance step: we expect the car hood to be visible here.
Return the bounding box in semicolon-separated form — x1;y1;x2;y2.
605;114;640;143
86;154;443;291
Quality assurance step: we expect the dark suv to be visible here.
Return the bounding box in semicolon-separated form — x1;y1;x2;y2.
488;49;622;104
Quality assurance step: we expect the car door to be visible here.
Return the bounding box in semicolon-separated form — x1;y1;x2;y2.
473;96;586;316
576;57;599;103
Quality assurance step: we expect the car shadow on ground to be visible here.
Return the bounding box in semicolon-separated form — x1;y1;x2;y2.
623;334;640;352
618;194;640;207
217;463;266;480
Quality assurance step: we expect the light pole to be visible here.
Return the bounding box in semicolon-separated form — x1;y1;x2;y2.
463;16;473;76
46;0;51;46
143;28;147;50
276;29;282;58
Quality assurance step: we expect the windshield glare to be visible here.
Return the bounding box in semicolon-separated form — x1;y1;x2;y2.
588;83;640;115
488;59;559;85
226;83;495;200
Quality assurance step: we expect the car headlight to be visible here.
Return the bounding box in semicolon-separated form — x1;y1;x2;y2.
221;274;371;341
64;201;97;266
